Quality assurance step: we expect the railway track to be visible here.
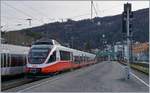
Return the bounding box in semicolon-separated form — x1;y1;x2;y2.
1;62;98;91
1;77;42;91
1;70;74;91
118;61;149;75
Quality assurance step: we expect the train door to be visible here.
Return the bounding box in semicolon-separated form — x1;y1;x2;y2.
70;52;73;69
9;54;11;67
5;53;10;75
4;53;7;75
2;53;9;76
69;52;73;61
47;51;56;63
1;53;4;75
8;53;11;75
82;54;84;64
20;54;26;74
56;50;60;61
24;55;28;72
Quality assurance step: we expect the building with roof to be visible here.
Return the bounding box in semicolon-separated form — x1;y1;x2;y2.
132;42;149;62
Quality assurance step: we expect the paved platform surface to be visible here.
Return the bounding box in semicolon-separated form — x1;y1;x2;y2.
5;61;149;92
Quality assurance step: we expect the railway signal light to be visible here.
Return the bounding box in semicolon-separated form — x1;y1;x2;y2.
122;3;133;80
122;3;133;34
124;3;131;12
129;23;132;33
129;12;133;19
122;13;127;33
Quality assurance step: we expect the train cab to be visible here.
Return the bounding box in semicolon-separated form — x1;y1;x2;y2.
26;39;60;75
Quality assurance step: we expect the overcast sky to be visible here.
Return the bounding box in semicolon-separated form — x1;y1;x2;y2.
1;1;149;31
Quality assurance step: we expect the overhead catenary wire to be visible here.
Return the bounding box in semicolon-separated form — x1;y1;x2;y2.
1;16;25;21
20;2;47;21
20;1;60;24
95;3;123;16
1;4;27;25
93;2;98;17
57;1;99;21
2;2;43;23
70;12;91;20
1;23;28;31
1;16;26;30
55;1;98;22
70;2;121;20
1;1;123;31
3;2;33;19
95;2;101;16
91;1;99;20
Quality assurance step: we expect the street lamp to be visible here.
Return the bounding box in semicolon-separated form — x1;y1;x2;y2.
102;34;105;38
26;18;32;27
102;34;106;50
71;37;74;49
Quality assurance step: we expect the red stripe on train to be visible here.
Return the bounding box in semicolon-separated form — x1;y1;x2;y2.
41;61;73;73
41;61;96;74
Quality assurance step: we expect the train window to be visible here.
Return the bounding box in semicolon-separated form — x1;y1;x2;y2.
74;56;80;64
60;51;71;61
85;57;88;62
33;41;53;45
11;54;16;67
11;54;19;67
1;53;4;67
1;54;2;67
8;54;26;67
7;53;10;67
4;54;7;67
87;57;90;62
82;55;84;62
47;51;56;63
70;52;73;61
24;56;27;65
80;56;83;62
20;55;24;66
3;53;5;67
19;55;25;66
7;54;10;67
83;56;85;62
23;55;26;65
28;47;50;64
17;55;21;66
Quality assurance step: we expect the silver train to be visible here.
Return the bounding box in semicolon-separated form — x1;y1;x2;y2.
1;44;29;76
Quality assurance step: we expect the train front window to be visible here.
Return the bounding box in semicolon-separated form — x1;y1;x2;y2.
28;47;51;64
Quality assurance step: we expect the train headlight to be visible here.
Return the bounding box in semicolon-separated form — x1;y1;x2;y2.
30;68;41;73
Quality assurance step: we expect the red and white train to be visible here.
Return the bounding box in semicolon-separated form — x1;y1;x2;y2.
26;39;96;77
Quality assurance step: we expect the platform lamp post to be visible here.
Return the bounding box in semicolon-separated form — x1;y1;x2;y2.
71;36;74;49
26;18;32;27
0;26;2;67
102;34;105;50
0;26;3;46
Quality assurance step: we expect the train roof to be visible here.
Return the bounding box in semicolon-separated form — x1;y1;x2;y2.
31;39;95;57
33;38;61;46
0;44;29;54
55;45;96;57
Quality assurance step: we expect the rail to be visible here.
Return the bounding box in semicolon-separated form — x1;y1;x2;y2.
119;61;149;75
1;78;35;91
